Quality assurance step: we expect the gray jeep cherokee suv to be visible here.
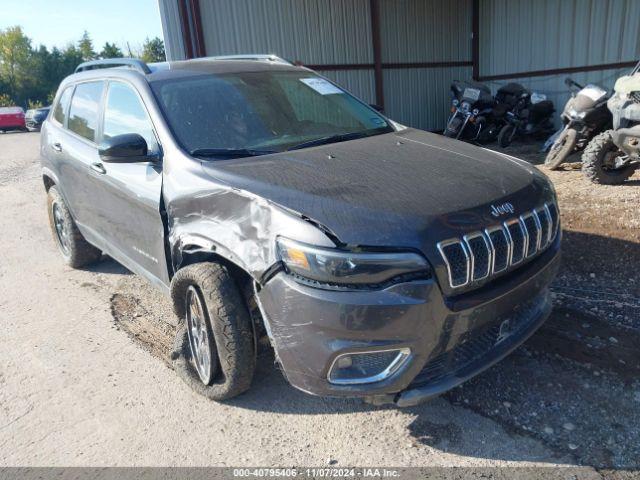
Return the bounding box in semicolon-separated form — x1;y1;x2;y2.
40;56;560;406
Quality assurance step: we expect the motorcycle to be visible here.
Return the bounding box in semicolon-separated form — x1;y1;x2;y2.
495;83;555;148
582;60;640;184
544;77;611;170
443;80;500;143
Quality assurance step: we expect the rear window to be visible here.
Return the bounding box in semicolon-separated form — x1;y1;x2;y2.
53;87;73;125
68;81;104;142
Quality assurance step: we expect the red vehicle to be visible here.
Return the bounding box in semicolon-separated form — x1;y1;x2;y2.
0;107;27;132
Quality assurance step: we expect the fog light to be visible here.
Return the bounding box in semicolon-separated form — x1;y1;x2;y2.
327;348;411;385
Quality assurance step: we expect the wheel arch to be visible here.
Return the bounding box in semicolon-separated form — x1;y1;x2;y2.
42;167;59;192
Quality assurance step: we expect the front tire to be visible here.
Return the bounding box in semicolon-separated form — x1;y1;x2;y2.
47;186;102;268
545;128;577;170
582;130;636;185
171;262;255;401
498;124;516;148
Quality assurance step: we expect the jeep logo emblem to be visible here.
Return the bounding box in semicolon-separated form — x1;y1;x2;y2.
490;202;515;218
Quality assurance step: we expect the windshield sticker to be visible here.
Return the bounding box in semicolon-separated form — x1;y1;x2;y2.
300;78;344;95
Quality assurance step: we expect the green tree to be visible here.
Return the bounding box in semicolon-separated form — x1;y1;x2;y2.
0;93;13;107
140;37;165;63
100;42;122;59
78;31;96;61
0;26;31;102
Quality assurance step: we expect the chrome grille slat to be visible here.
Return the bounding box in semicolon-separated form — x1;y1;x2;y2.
463;232;491;281
485;226;510;274
439;202;558;289
521;213;539;258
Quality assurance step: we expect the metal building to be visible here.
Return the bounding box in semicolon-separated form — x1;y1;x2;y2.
158;0;640;131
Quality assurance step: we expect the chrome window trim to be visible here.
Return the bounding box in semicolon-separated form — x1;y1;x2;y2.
485;225;511;275
463;231;492;281
437;238;470;288
504;218;525;266
327;347;411;385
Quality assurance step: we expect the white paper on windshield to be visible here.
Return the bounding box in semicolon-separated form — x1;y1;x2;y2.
463;88;481;101
300;78;344;95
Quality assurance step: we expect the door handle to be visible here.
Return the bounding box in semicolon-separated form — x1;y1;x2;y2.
90;162;106;175
52;142;62;152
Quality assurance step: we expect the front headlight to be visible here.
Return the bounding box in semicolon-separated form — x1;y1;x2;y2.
276;237;431;287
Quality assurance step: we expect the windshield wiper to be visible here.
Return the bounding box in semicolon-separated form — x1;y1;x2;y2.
286;129;388;152
189;148;277;158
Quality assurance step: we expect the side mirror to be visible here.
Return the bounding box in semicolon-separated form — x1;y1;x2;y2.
99;133;152;163
369;103;384;113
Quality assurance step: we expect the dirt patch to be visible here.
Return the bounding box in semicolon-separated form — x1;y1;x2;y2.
109;293;176;366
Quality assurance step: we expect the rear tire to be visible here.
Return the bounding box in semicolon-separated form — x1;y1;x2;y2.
498;124;516;148
170;262;255;401
47;186;102;268
582;130;636;185
545;128;577;170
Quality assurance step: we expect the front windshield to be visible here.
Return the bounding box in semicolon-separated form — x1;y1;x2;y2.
151;70;392;156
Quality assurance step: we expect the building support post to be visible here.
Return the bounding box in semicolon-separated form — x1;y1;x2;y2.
472;0;480;80
178;0;206;59
370;0;384;109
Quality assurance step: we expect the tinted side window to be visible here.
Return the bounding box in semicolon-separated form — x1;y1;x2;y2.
103;82;158;153
53;86;73;125
68;81;104;142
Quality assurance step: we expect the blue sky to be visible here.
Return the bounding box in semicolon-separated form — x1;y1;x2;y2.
0;0;163;51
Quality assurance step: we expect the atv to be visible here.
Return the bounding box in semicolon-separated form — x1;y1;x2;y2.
582;61;640;184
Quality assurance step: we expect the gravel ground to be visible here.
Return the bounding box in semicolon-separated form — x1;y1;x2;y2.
1;132;638;473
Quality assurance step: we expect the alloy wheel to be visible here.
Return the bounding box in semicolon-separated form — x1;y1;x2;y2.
185;285;217;385
52;203;71;256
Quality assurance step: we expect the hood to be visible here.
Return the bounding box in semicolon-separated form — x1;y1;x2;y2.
200;129;553;252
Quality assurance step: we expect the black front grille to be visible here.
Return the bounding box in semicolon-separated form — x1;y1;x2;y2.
465;234;490;280
507;220;526;264
487;227;509;273
536;207;551;247
438;202;559;289
439;242;469;287
522;214;539;257
631;91;640;104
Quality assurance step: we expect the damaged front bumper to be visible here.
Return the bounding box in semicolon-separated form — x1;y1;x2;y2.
256;241;560;406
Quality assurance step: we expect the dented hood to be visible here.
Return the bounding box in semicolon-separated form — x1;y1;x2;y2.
200;129;552;250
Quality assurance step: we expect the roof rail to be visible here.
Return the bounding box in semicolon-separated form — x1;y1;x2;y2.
75;58;151;75
198;54;292;65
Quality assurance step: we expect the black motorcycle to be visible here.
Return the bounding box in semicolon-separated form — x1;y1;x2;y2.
444;80;499;143
544;77;611;170
495;83;555;148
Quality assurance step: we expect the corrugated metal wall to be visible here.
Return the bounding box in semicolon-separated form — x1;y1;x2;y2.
379;0;472;129
479;0;640;125
158;0;473;131
196;0;376;103
159;0;640;131
159;0;186;61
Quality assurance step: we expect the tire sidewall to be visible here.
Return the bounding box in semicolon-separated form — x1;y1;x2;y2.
171;262;255;401
582;130;636;185
545;128;577;170
498;124;515;148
